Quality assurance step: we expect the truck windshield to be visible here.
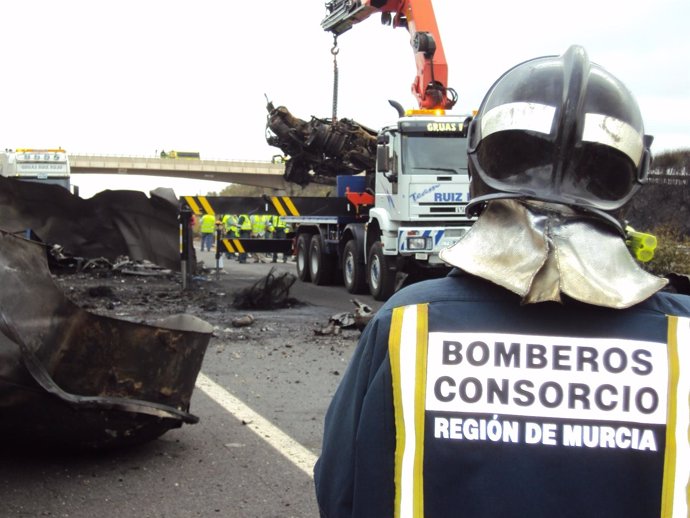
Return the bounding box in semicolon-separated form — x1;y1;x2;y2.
401;134;468;175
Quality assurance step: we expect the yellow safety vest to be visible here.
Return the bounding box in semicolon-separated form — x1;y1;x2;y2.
251;215;266;234
272;215;287;229
200;214;216;233
224;215;238;233
238;215;252;231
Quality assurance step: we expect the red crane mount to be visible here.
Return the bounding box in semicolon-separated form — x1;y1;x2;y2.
322;0;457;110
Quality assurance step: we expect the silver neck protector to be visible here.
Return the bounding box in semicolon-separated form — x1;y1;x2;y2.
439;199;667;308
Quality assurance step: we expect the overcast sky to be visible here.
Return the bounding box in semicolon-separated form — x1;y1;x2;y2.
2;0;688;198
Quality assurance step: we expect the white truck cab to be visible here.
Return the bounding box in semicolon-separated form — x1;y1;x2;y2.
367;112;474;284
0;148;71;190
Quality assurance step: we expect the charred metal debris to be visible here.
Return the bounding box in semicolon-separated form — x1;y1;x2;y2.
232;267;301;310
50;245;174;277
265;98;377;187
314;299;374;335
0;230;213;450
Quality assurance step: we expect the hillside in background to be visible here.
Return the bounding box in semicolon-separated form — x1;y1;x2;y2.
626;149;690;236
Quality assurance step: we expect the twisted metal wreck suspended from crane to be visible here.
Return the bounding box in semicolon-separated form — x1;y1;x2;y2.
265;0;457;187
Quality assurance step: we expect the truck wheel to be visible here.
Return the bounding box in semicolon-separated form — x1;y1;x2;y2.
296;233;311;282
342;239;366;294
367;241;396;301
309;234;335;285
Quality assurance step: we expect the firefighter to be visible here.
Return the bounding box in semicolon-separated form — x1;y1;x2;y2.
313;46;690;518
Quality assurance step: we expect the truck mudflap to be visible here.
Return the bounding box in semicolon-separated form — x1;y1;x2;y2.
0;231;212;449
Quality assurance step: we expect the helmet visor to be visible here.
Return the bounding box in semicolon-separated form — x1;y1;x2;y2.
471;103;646;210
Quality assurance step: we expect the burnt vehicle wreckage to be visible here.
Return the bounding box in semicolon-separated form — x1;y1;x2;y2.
0;229;213;449
0;178;214;449
265;98;378;187
0;169;371;450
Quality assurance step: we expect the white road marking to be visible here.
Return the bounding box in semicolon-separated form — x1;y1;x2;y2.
195;372;318;477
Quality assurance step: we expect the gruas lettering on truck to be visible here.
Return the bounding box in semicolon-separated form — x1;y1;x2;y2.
427;121;461;131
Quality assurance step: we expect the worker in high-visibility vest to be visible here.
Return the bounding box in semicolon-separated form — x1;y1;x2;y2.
270;214;288;263
265;215;275;238
220;214;237;259
199;213;216;252
237;214;252;263
250;214;268;262
263;214;276;260
250;214;266;238
224;214;239;238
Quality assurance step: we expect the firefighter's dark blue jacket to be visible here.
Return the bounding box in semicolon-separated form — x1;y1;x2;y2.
314;269;690;518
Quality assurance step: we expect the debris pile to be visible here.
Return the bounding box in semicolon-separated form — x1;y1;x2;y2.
231;314;255;328
51;247;174;277
0;176;182;271
315;298;374;335
232;267;300;309
0;230;212;450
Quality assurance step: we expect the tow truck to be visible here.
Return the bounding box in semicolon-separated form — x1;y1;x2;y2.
266;0;473;299
181;0;474;301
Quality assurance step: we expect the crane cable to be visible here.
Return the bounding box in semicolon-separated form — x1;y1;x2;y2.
331;34;339;122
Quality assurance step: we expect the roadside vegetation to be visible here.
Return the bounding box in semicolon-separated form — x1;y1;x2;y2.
626;149;690;275
642;225;690;276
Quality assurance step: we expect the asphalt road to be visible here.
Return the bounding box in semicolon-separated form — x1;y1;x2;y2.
0;249;384;518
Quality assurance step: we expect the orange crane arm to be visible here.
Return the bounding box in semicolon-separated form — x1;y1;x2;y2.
322;0;457;110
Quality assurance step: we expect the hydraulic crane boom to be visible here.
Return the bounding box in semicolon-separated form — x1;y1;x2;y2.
322;0;457;110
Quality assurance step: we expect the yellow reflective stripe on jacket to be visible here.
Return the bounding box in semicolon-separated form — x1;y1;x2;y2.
661;316;690;518
389;303;429;518
389;309;689;518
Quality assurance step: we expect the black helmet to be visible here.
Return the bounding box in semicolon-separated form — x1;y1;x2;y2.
466;45;652;231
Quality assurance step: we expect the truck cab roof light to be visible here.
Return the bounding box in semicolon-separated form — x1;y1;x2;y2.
405;108;445;117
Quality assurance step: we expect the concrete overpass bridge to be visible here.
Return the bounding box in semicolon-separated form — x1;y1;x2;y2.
69;154;292;191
